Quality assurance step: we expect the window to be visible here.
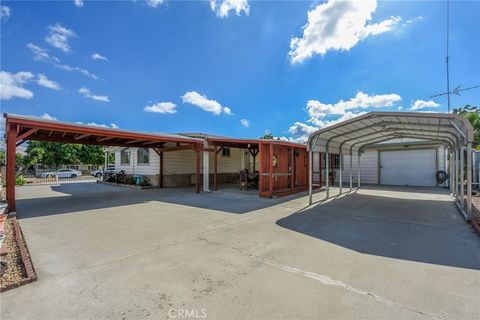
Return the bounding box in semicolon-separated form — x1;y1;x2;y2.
120;149;131;165
321;153;341;169
222;147;231;157
137;148;150;165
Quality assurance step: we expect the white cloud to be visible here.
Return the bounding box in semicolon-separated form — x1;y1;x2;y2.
27;43;99;80
289;121;317;138
37;74;61;90
240;119;250;127
289;0;402;63
210;0;249;18
409;99;440;111
74;0;84;8
287;91;401;142
181;91;232;115
91;52;108;61
27;43;60;63
78;87;109;103
1;5;11;22
40;113;58;121
306;91;401;126
144;102;177;114
223;107;233;115
45;23;77;53
146;0;165;8
77;121;119;129
0;71;34;100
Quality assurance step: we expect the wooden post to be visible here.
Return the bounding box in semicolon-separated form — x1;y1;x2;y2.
258;143;263;193
159;151;164;188
195;147;200;193
214;146;218;191
269;143;274;197
290;148;294;191
6;123;17;212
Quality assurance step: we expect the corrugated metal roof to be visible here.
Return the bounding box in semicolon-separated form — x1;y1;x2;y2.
307;112;474;154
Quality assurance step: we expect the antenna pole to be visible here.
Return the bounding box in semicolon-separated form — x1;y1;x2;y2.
446;0;451;113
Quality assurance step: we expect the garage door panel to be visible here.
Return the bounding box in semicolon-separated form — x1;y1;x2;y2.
380;149;436;187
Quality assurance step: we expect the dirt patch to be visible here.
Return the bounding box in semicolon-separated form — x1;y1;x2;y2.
0;218;27;290
0;217;36;292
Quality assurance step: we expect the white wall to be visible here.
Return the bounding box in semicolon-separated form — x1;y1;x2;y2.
309;144;446;186
114;147;244;175
341;149;378;184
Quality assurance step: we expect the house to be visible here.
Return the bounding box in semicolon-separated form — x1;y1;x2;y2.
112;133;309;198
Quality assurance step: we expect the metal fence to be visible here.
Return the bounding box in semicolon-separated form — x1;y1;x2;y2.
19;175;98;186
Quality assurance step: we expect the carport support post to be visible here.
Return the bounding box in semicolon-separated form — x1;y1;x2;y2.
460;146;465;210
349;153;353;191
195;147;201;193
159;151;164;188
325;150;329;198
357;154;361;188
6;123;17;213
308;150;313;205
467;143;472;219
455;147;460;199
339;153;342;194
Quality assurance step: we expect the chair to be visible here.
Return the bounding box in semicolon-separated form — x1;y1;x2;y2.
239;170;253;190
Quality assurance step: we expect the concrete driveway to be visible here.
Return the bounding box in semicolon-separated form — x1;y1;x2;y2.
1;183;479;319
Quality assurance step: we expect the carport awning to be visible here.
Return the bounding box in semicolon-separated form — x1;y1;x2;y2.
4;113;204;149
307;112;474;155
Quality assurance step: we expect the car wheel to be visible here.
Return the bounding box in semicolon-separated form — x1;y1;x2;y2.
71;174;77;178
95;172;102;178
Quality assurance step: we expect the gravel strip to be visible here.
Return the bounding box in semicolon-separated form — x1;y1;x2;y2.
0;218;27;290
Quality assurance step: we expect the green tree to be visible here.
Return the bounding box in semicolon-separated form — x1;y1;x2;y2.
26;141;80;169
454;105;480;149
260;133;274;139
77;145;105;166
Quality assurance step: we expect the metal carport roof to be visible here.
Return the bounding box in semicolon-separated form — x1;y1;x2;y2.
306;112;475;221
307;112;473;154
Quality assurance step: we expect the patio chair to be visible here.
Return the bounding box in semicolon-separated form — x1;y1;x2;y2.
239;170;254;190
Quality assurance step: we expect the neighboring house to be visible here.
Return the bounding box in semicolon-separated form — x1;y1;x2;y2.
312;138;447;187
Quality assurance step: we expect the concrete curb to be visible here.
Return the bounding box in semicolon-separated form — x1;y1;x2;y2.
0;217;37;292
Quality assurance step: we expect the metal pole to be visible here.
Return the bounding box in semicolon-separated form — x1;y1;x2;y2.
455;147;459;199
357;154;361;188
460;146;465;210
308;150;313;205
339;153;342;194
467;143;472;220
349;153;353;190
449;147;454;194
326;150;330;198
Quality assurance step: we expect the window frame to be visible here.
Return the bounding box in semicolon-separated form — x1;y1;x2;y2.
221;147;231;157
137;148;150;166
120;149;131;165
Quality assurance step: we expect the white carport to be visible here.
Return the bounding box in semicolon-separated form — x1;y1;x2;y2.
307;112;475;221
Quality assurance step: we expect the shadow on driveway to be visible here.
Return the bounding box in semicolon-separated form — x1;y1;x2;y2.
15;182;305;218
277;192;480;270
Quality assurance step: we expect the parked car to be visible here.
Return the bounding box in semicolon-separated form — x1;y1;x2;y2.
90;166;116;178
41;169;82;179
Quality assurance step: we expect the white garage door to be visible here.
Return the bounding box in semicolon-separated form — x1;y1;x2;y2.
380;149;436;187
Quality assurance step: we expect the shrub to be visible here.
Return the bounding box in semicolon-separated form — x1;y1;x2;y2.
15;175;27;186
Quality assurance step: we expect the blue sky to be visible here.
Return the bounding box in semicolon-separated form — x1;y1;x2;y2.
1;0;479;142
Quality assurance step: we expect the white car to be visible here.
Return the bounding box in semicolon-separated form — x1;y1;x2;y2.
90;166;116;178
41;169;82;179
